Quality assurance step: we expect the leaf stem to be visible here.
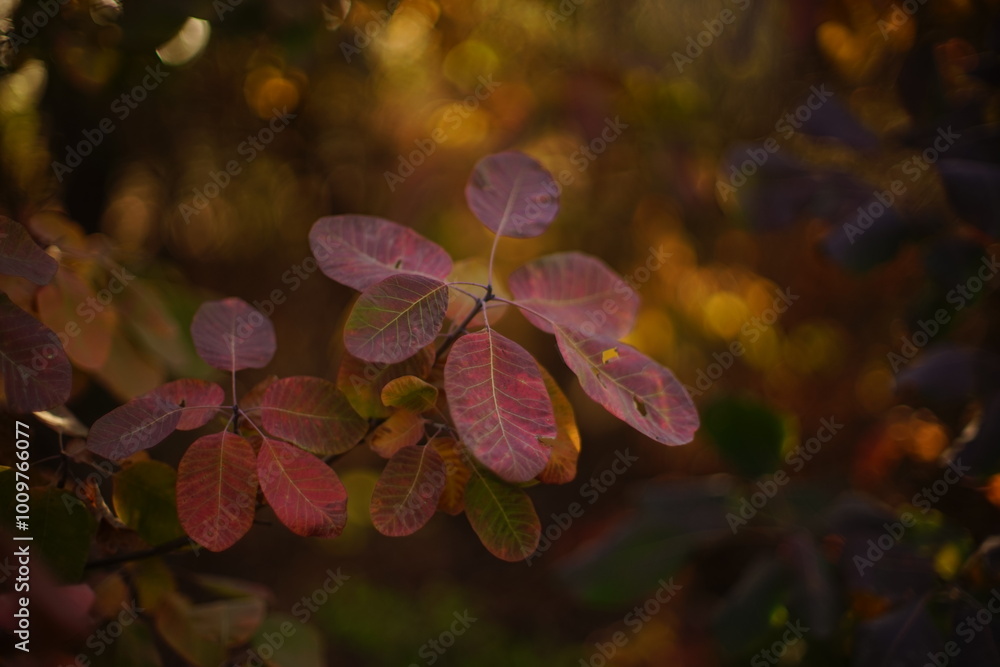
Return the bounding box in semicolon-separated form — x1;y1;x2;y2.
436;287;492;362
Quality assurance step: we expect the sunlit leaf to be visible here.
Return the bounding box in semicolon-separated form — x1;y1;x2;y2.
309;215;453;291
113;460;185;546
88;395;183;460
369;409;425;458
344;274;449;363
556;327;699;445
258;376;367;456
444;329;555;482
0;216;58;284
381;375;438;412
430;437;471;515
465;470;540;562
176;432;258;552
465;151;559;238
337;347;435;419
537;364;581;485
146;379;226;431
257;438;348;538
33;404;89;437
508;251;638;338
0;294;72;413
370;445;446;536
190;297;276;372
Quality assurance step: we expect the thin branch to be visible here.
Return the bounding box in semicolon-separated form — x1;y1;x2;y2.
85;536;195;571
436;285;493;362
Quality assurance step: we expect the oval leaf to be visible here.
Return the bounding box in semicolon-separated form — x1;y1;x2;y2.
88;396;183;460
191;298;276;372
257;438;348;538
0;294;71;413
113;460;185;546
370;445;447;536
36;266;115;371
430;437;472;515
146;379;226;431
176;432;258;552
508;251;638;338
444;329;555;482
337;346;435;419
258;376;367;456
369;410;425;458
309;215;453;291
344;274;449;364
465;151;559;238
465;471;541;562
555;328;699;445
537;364;581;485
0;216;58;285
381;375;438;412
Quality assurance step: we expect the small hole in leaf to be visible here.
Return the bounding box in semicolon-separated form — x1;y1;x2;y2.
601;348;619;364
633;397;647;417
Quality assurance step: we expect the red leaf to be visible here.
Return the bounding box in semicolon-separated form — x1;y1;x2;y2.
444;329;555;482
309;215;453;291
508;252;638;338
0;294;71;412
88;396;183;459
555;328;699;445
337;347;435;419
0;216;58;285
465;471;541;562
191;298;276;372
370;445;446;536
465;152;559;239
257;376;367;456
147;379;226;430
344;274;449;364
257;438;348;538
176;432;258;552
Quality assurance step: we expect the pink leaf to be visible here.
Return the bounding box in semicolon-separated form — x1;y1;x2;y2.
258;376;367;456
176;432;258;552
370;445;446;536
465;152;559;238
444;330;555;482
465;471;541;562
0;216;58;285
555;328;699;445
146;379;226;430
508;251;638;338
309;215;453;291
88;396;183;459
257;438;348;538
191;298;276;372
0;294;71;413
344;274;449;364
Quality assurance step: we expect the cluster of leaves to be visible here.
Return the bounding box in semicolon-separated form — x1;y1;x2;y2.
85;151;699;562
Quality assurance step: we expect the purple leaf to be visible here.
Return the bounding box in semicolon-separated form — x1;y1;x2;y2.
0;294;71;413
258;376;367;456
444;329;555;482
370;445;446;537
257;438;348;538
146;379;226;431
190;298;276;372
88;396;183;459
343;274;449;364
556;327;699;445
465;151;560;238
508;251;638;338
0;216;58;285
309;215;453;291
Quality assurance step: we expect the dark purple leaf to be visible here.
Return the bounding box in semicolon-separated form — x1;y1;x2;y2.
0;294;71;413
190;298;276;372
465;151;559;238
0;216;58;285
88;396;183;460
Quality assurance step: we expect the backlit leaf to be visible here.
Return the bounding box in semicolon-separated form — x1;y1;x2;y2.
537;364;581;485
508;251;638;338
257;438;348;538
146;379;226;431
465;470;541;562
465;152;559;238
556;327;699;446
381;375;438;412
370;445;446;536
36;266;115;370
113;460;185;546
176;432;258;552
258;376;367;456
369;409;425;458
0;216;58;284
0;294;72;413
337;347;435;419
309;215;453;291
344;274;449;364
444;329;555;482
190;298;276;372
88;395;183;460
430;437;472;515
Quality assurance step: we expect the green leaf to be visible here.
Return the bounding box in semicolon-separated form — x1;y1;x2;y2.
113;460;185;546
245;613;325;667
703;396;785;479
465;470;540;562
